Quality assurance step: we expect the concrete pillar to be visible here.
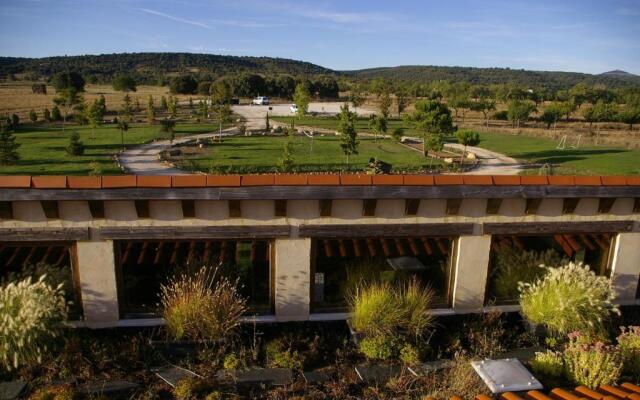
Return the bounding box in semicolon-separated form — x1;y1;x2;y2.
452;235;492;311
76;240;120;328
274;238;311;321
610;232;640;304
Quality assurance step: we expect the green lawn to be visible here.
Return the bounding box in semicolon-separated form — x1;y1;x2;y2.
171;135;436;174
0;123;221;175
476;132;640;175
274;115;640;175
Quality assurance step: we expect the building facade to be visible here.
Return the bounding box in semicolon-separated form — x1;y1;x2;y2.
0;174;639;328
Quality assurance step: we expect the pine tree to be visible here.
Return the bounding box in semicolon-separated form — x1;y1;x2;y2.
43;108;51;122
29;109;38;122
0;124;20;165
51;105;62;121
66;131;85;156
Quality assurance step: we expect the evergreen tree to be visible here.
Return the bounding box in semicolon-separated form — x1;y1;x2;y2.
338;103;358;165
160;119;176;143
85;99;104;139
293;83;310;118
51;105;62;121
161;95;168;111
97;95;107;115
121;94;133;121
278;129;294;172
0;124;20;165
147;95;155;125
53;87;82;131
43;108;51;122
10;114;19;127
66;131;85;156
29;109;37;122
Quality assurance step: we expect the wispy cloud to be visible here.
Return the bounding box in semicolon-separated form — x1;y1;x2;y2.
209;18;285;28
135;8;211;29
293;9;391;24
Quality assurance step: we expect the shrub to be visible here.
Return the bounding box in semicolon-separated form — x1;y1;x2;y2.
531;350;564;378
173;377;213;400
491;245;565;300
563;333;622;388
0;276;67;371
66;131;84;156
617;326;640;378
205;392;223;400
519;262;619;336
399;343;420;364
28;385;76;400
265;338;305;370
359;335;398;360
223;353;242;370
391;127;403;141
160;266;247;342
401;279;435;338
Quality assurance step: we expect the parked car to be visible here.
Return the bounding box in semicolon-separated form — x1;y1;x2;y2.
251;96;269;105
290;104;298;113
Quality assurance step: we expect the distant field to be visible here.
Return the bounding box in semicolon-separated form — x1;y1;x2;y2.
0;123;220;175
168;135;436;174
273;115;640;175
0;82;198;119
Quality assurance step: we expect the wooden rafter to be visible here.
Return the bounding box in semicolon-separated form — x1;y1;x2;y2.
220;241;228;263
39;245;54;264
337;239;348;257
21;246;38;267
53;247;68;266
381;239;392;257
394;239;406;256
562;235;581;252
154;242;165;264
169;242;180;264
553;235;574;257
352;239;362;257
6;246;23;265
203;241;212;262
408;238;421;256
187;241;197;262
323;240;333;258
137;242;149;265
366;238;377;257
120;242;133;264
420;237;433;255
436;238;449;254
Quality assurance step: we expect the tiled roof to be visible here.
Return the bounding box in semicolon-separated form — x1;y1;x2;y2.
0;174;639;189
469;382;640;400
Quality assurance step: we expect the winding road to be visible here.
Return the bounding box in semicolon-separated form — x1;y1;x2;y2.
119;103;523;175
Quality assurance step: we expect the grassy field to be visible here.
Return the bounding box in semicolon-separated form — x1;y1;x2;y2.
169;135;435;173
274;115;640;175
476;132;640;175
0;122;221;175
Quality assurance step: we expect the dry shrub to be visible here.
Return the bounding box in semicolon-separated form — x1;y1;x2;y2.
420;355;489;399
161;266;247;342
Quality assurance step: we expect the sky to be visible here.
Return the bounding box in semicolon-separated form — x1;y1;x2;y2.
0;0;639;75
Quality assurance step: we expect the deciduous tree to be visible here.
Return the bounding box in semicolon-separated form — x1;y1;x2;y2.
338;103;358;165
112;74;137;92
293;83;310;118
405;99;454;158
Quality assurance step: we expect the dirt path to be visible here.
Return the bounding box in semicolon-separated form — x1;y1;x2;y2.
444;143;523;175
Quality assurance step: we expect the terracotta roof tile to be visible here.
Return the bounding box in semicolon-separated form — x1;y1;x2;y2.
171;175;206;187
206;174;241;187
308;174;340;185
574;176;602;185
493;175;520;185
372;175;404;185
67;176;101;189
102;175;136;188
137;175;171;188
0;176;31;188
340;174;372;185
242;174;275;186
403;175;434;185
274;174;308;185
462;175;493;185
31;176;67;188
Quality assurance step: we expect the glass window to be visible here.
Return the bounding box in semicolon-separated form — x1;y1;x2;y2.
311;237;455;313
486;234;615;305
116;239;272;318
0;242;82;318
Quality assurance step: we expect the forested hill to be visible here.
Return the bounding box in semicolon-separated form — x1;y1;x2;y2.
343;65;640;90
0;52;333;84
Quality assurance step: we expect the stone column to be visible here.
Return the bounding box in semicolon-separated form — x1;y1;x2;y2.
76;240;120;328
274;238;311;321
610;232;640;304
452;235;492;311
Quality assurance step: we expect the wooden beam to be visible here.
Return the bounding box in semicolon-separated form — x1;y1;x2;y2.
0;228;89;241
187;241;197;261
120;242;133;264
337;239;348;257
553;235;574;257
483;221;635;235
381;239;392;257
486;198;502;215
408;238;421;256
22;246;38;267
97;225;290;240
352;239;362;257
299;223;474;238
445;198;462;216
394;239;406;256
0;201;13;219
562;235;581;252
319;199;332;217
40;245;54;264
4;185;639;201
88;200;105;219
41;201;59;219
592;235;609;250
562;198;580;214
203;241;212;262
420;237;434;255
404;199;420;216
578;234;596;251
366;238;377;257
274;200;287;217
323;240;333;258
53;247;69;266
154;242;165;264
5;246;22;265
134;200;150;218
525;198;543;215
169;242;180;264
228;200;241;218
435;238;449;254
598;198;616;214
182;200;196;218
137;242;149;264
362;199;377;217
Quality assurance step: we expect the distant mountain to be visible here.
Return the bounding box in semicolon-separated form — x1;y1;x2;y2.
343;65;640;90
1;52;639;90
601;70;636;77
0;52;333;84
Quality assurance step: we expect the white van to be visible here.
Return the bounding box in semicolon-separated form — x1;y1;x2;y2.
251;96;269;106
